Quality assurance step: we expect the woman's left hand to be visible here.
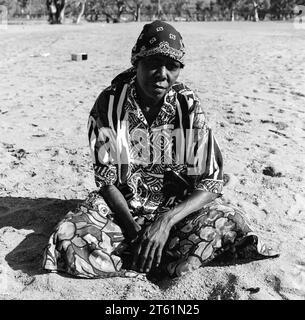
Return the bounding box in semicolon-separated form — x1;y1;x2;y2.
131;216;171;273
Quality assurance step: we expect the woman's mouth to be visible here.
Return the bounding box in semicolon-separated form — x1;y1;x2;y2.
152;84;167;92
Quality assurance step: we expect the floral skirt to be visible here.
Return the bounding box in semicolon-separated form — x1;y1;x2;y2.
42;191;278;279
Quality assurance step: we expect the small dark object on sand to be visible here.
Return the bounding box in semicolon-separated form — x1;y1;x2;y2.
262;166;282;177
244;287;260;294
71;53;88;61
12;149;27;160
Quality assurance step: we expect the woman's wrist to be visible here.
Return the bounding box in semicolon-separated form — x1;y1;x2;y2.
125;220;141;240
158;208;176;230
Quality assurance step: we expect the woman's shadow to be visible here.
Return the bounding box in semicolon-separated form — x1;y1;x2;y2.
0;196;82;276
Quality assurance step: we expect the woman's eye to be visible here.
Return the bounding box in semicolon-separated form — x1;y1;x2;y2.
166;63;179;71
151;61;160;68
144;58;180;71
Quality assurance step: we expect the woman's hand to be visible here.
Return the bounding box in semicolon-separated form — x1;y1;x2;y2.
131;216;171;273
130;190;219;273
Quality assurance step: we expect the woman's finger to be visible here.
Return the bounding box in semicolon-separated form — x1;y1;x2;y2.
131;241;142;270
138;241;152;272
144;244;158;273
154;245;164;268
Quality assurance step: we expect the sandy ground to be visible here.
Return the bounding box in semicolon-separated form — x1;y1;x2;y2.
0;20;305;300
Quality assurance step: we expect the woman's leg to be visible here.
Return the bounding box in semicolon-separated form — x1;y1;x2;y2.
160;198;278;278
42;191;140;278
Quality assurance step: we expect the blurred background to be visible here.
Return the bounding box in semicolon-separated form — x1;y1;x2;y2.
1;0;305;25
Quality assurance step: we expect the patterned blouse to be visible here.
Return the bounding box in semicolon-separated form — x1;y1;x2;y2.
87;68;223;216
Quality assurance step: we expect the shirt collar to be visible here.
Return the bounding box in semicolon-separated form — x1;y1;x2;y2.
127;78;177;128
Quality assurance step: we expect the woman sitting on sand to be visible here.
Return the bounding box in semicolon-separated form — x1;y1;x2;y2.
42;20;277;279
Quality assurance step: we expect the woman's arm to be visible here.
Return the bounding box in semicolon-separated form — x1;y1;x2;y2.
88;96;141;242
159;189;219;229
100;185;141;241
132;189;219;273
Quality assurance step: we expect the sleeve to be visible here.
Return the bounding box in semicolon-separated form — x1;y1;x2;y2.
185;95;224;195
87;92;118;189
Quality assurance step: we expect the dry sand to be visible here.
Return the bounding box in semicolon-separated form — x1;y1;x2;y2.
0;20;305;300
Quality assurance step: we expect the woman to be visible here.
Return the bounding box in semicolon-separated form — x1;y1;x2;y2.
42;20;278;279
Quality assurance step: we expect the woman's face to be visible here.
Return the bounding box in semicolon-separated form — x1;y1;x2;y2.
136;55;182;106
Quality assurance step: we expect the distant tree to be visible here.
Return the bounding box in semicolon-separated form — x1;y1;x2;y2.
217;0;271;21
269;0;296;20
257;0;270;20
252;0;270;21
89;0;128;22
216;0;238;20
59;0;86;24
143;2;154;20
209;1;222;20
162;1;174;18
195;0;211;20
125;0;143;21
174;0;188;17
0;0;19;17
2;0;303;21
85;0;100;20
18;0;28;8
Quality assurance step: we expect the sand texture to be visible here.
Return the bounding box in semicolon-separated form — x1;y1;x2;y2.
0;21;305;300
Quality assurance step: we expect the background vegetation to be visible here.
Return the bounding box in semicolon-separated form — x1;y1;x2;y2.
0;0;305;22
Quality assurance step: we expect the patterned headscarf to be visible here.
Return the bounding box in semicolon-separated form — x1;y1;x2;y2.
131;20;186;67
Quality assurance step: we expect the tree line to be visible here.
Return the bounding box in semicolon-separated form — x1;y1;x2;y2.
1;0;304;22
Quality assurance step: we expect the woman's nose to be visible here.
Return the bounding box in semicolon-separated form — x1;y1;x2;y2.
156;65;167;80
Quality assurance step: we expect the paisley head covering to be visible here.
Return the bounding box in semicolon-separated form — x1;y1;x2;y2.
131;20;186;67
